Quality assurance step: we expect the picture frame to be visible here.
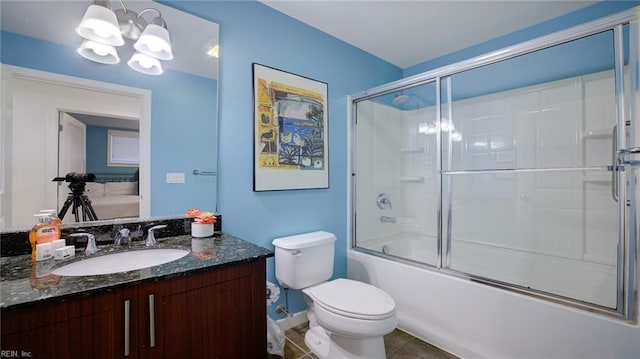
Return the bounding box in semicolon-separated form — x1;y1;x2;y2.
252;63;329;191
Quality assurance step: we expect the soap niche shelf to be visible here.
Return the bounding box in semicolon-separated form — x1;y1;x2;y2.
400;146;425;153
400;176;425;183
581;129;613;139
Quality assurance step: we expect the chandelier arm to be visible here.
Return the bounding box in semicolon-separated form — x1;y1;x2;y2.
137;8;167;29
116;0;128;13
93;0;113;10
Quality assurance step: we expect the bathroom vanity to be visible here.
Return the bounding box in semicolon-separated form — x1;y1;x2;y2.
1;233;273;358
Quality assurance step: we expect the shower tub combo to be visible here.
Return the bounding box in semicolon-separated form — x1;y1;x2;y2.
348;8;640;358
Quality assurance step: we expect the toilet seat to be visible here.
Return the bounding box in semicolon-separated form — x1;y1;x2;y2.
303;278;396;320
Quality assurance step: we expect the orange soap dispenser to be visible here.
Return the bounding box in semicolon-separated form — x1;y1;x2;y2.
40;209;62;227
29;213;61;261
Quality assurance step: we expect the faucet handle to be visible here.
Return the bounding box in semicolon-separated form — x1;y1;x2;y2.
69;232;98;255
146;225;167;247
376;193;392;210
130;224;143;239
115;227;131;247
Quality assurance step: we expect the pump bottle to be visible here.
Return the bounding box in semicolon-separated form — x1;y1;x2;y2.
29;214;61;261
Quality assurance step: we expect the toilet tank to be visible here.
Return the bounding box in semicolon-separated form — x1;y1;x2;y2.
272;231;336;289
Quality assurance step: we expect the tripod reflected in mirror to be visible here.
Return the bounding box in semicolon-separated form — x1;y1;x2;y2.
52;173;99;222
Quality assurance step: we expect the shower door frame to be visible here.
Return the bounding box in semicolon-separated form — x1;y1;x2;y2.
350;7;639;321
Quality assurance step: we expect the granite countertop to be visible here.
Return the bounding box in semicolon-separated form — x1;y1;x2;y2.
0;233;273;310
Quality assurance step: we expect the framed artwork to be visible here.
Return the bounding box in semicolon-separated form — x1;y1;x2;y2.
252;63;329;191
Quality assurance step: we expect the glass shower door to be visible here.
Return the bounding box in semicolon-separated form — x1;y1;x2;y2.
351;11;638;319
353;82;439;266
441;29;627;309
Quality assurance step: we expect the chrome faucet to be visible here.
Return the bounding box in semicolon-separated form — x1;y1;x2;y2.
69;232;98;255
380;216;397;224
130;224;143;240
377;193;392;210
114;227;131;247
146;224;167;247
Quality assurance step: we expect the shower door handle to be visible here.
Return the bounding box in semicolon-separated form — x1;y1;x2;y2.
610;123;633;205
611;125;619;203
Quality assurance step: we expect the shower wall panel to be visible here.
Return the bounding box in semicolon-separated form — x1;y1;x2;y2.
444;70;618;308
355;101;403;243
354;84;439;266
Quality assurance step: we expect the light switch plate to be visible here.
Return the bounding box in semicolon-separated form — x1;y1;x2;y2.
166;172;185;184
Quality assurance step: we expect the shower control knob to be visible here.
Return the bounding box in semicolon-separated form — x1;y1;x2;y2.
376;193;392;210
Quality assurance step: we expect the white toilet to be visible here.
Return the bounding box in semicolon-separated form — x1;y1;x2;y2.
272;231;397;359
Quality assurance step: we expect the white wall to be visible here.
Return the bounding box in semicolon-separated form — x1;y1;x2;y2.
354;101;402;242
354;101;439;260
1;67;142;230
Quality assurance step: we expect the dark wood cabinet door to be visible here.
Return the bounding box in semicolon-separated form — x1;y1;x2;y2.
138;259;267;359
2;259;267;359
1;287;137;359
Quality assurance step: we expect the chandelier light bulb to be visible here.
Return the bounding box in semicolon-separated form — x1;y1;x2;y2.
128;52;163;75
138;56;155;69
92;42;110;56
134;23;174;60
146;40;163;53
76;4;124;46
92;22;116;38
77;40;120;64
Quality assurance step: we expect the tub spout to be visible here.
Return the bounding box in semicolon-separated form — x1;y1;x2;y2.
380;216;397;224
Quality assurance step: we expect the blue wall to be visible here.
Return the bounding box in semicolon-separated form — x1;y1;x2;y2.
85;125;139;176
161;0;401;316
1;31;218;217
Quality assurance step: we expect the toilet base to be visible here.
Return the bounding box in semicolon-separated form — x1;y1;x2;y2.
304;326;387;359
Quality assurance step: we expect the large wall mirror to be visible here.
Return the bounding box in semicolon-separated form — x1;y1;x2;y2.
1;1;219;231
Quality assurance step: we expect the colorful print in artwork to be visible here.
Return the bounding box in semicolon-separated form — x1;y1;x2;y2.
256;79;325;171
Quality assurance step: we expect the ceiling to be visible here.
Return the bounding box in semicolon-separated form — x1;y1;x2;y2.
69;112;139;130
260;0;598;68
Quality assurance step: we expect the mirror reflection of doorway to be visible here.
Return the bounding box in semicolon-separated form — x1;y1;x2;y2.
58;113;86;174
1;66;150;230
57;112;87;216
57;111;140;223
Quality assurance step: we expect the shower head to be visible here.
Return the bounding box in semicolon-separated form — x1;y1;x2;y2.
392;94;409;105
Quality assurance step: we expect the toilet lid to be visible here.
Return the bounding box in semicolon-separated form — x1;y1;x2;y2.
303;278;396;320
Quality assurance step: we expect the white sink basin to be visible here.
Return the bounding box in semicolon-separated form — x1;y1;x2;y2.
51;249;190;276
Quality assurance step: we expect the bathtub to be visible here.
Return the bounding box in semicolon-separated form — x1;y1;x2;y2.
364;232;438;265
347;234;639;358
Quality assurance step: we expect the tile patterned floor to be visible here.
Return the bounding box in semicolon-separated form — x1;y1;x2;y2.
269;322;458;359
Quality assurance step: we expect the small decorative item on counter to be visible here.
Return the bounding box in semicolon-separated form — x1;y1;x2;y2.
51;239;66;251
54;246;76;260
186;208;217;238
35;243;53;261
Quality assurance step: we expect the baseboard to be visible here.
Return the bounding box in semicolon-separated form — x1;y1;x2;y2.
275;310;308;332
